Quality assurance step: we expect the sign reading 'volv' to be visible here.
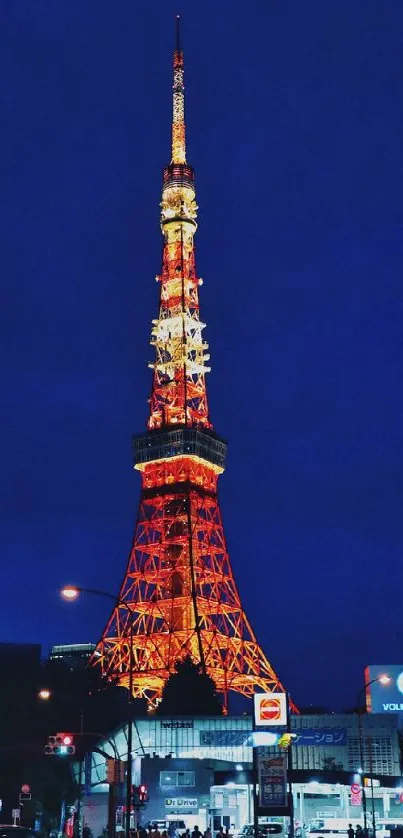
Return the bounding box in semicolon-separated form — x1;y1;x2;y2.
366;665;403;714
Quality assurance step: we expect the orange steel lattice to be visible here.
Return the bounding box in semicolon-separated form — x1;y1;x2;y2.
93;24;292;709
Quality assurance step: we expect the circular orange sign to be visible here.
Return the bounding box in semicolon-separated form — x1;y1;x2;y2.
260;696;282;721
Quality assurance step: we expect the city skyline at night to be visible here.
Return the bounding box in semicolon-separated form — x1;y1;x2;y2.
0;2;401;711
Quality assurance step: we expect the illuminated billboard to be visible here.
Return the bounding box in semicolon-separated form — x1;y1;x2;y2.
254;692;287;726
365;665;403;713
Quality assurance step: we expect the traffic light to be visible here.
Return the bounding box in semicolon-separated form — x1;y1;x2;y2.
44;733;75;756
116;760;125;784
132;785;149;810
106;759;125;784
106;759;123;784
139;784;148;804
106;759;115;784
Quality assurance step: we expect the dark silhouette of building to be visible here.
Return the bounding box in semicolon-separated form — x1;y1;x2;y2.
49;643;96;670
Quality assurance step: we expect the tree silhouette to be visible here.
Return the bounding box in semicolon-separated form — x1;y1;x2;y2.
40;656;130;742
156;656;223;716
323;756;344;772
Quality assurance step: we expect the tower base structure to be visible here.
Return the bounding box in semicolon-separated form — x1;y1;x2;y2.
94;428;289;709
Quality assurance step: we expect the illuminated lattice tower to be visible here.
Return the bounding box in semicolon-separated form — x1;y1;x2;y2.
94;22;289;708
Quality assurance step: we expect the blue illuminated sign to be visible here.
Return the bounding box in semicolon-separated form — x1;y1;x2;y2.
293;728;346;746
366;665;403;713
199;728;346;747
200;730;249;746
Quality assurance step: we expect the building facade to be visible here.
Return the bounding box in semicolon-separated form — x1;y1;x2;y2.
49;643;96;669
80;713;403;836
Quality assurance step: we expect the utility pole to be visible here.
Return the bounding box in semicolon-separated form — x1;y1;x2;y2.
125;614;134;838
286;693;295;838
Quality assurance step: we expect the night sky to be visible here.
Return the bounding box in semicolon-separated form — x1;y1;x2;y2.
1;1;402;712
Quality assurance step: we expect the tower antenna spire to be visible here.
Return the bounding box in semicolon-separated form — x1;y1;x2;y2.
172;15;186;164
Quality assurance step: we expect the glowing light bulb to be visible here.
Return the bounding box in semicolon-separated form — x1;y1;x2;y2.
38;689;51;700
61;586;80;601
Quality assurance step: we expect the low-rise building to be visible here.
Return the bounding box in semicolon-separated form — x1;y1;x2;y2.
49;642;96;668
80;713;403;837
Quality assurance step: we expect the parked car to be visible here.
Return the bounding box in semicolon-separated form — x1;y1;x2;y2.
237;824;285;838
147;821;186;838
0;828;38;838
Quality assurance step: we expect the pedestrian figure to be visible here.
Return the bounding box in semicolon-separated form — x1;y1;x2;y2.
192;827;202;838
356;826;364;838
204;830;212;838
348;826;354;838
83;827;92;838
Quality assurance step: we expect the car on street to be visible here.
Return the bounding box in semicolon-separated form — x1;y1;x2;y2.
236;824;285;838
147;821;186;838
0;828;38;838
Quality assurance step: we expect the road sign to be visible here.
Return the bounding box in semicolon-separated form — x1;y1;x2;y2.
12;809;20;825
21;785;30;794
350;782;362;806
254;692;287;726
351;792;362;806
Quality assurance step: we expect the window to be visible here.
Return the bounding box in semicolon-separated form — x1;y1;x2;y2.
159;770;195;788
178;771;195;787
160;771;175;787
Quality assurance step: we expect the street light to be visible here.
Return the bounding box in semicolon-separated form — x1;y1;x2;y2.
61;586;80;600
38;688;51;701
61;585;135;838
356;674;391;838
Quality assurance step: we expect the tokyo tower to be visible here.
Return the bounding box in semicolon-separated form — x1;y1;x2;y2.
94;20;288;708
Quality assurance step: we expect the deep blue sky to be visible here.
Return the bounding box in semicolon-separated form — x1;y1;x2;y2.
1;1;402;712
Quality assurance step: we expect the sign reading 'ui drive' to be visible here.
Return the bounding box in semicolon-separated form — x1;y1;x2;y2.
254;692;287;726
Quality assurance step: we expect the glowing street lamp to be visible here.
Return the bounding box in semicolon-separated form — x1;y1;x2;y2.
38;689;51;701
60;583;134;838
357;674;391;838
61;585;81;601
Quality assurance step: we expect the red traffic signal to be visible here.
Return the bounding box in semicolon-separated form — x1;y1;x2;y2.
131;784;149;810
44;732;75;756
139;784;148;802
